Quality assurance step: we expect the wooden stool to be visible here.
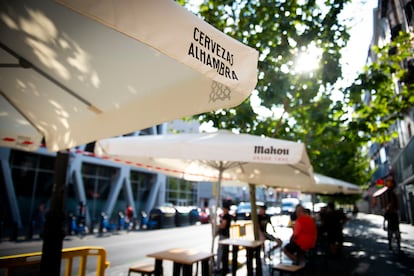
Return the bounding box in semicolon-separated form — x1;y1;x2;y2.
128;263;155;276
271;263;305;276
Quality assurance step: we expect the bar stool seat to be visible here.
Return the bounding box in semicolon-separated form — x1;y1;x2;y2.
271;262;305;276
128;263;155;276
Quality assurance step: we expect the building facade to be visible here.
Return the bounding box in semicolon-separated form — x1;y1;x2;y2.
368;0;414;223
0;122;215;239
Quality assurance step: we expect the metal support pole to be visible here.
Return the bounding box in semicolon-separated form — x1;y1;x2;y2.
40;151;69;275
249;183;259;240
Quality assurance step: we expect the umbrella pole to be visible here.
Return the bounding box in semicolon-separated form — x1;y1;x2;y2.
212;167;223;250
249;183;259;240
311;193;316;213
211;166;223;272
40;151;69;275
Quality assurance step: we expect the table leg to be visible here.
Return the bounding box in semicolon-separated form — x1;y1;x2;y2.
201;258;210;276
182;264;193;276
154;259;163;276
173;262;182;276
246;248;254;276
231;245;239;276
255;247;263;276
222;244;229;275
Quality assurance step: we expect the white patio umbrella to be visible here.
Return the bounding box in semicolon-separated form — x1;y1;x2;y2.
95;131;315;190
0;1;258;274
305;173;362;195
0;0;258;152
95;130;316;252
222;174;362;195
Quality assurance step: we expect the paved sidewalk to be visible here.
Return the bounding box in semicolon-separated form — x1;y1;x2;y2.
232;212;414;276
340;212;414;276
1;213;413;275
262;212;414;276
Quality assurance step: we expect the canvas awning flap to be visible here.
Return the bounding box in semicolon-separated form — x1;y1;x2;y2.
0;0;258;152
0;94;43;151
57;0;258;88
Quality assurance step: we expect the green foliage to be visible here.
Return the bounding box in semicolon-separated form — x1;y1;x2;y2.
191;0;351;136
178;0;370;191
344;32;414;144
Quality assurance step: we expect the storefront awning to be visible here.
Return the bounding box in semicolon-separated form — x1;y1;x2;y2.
372;186;388;197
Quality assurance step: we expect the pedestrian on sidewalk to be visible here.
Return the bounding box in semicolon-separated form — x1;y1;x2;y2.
383;202;401;251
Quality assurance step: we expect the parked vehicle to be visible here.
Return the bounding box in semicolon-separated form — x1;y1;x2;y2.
302;201;314;212
69;214;87;236
148;205;176;229
314;202;327;213
235;201;264;220
98;212;116;234
189;207;200;225
281;198;300;214
199;208;211;224
266;206;281;216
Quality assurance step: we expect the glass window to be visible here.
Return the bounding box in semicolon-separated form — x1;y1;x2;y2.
166;177;196;206
81;163;115;200
10;150;55;198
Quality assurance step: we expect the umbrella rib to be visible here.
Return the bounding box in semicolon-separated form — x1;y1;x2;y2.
0;63;22;68
288;164;312;176
0;42;102;114
205;161;243;172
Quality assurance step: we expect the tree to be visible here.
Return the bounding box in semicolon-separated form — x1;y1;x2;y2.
344;31;414;144
178;0;370;189
180;0;351;135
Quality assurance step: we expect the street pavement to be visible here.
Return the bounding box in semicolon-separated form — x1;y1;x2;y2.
1;212;414;275
338;212;414;276
240;212;414;276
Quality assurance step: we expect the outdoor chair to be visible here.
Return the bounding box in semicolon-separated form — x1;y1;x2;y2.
128;263;155;276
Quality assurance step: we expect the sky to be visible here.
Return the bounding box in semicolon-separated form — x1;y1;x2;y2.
340;0;379;86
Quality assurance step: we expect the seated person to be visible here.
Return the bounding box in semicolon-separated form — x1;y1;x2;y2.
258;205;282;258
283;204;317;264
322;202;348;256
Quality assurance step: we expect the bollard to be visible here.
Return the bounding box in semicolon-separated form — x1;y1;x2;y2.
98;213;106;235
117;212;124;231
89;220;95;235
26;220;34;240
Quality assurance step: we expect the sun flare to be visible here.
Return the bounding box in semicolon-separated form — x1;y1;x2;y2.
294;43;322;73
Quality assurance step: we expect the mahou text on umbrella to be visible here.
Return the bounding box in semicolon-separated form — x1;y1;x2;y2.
253;146;289;155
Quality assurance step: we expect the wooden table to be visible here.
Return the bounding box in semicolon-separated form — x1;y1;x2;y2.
147;248;213;276
219;238;264;276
